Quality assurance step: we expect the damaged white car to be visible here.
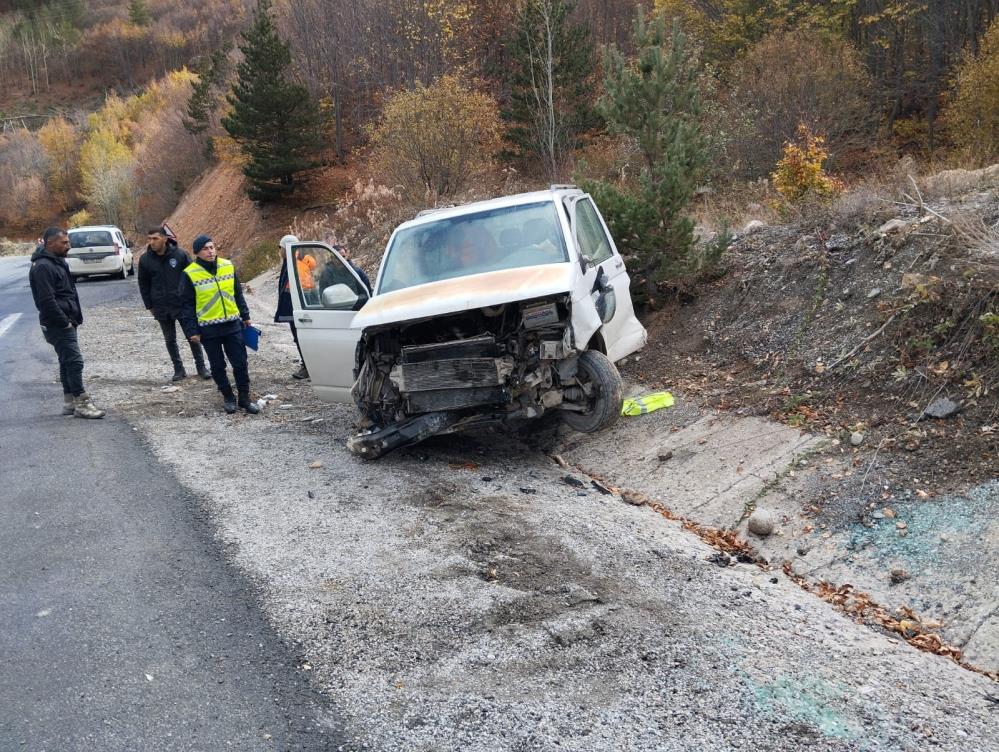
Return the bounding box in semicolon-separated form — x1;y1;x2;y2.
283;187;647;459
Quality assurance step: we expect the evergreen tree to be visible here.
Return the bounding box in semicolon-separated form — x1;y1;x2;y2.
581;14;707;307
184;48;229;139
128;0;151;27
222;0;319;202
501;0;596;180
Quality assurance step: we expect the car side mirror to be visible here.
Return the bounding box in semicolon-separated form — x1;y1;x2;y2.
321;283;365;310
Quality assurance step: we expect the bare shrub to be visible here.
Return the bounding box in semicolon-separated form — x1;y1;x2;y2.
0;130;51;228
720;27;875;180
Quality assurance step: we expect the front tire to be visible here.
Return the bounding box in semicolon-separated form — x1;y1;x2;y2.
560;350;623;434
127;259;135;276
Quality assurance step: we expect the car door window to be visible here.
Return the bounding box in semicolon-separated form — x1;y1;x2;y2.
575;198;613;265
293;245;367;311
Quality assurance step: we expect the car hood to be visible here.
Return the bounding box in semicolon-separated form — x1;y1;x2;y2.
354;263;576;329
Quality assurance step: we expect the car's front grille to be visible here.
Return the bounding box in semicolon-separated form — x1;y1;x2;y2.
398;358;500;391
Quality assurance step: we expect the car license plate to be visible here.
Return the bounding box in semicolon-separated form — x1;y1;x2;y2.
83;258;101;263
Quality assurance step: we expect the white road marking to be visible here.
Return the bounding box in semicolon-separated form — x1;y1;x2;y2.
0;312;23;339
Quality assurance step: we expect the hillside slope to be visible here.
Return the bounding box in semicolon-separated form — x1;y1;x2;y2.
164;164;265;255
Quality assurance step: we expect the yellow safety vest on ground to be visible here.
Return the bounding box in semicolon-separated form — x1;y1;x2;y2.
183;258;241;326
621;391;675;416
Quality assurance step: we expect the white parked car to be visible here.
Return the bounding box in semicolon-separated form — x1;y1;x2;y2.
66;225;134;279
284;186;647;458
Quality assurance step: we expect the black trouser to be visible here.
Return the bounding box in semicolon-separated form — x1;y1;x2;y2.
41;325;85;397
158;315;205;370
202;329;249;397
288;320;304;360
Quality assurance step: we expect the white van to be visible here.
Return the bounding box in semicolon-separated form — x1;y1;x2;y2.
66;225;134;280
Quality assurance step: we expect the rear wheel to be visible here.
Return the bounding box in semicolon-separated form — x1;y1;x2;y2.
118;261;128;280
560;350;623;433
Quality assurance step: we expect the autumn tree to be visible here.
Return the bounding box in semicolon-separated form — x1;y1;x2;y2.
581;15;706;306
502;0;597;180
369;75;502;200
722;27;874;178
944;15;999;161
37;117;82;210
223;0;319;201
79;125;136;229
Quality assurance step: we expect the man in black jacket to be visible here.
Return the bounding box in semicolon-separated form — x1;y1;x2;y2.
178;235;259;415
28;226;105;419
138;227;210;381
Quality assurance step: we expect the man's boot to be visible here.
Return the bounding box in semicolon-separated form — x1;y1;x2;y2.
222;389;238;414
171;364;187;381
62;394;75;416
292;363;309;380
196;362;211;380
73;393;105;419
237;387;260;415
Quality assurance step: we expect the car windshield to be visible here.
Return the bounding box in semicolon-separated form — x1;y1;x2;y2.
70;231;113;248
377;201;568;294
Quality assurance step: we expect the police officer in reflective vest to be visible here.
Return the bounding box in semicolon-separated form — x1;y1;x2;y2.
178;235;259;414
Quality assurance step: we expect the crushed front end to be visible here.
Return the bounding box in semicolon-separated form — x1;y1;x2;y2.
347;295;591;458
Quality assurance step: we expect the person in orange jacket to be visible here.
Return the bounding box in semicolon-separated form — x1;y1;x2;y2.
296;249;317;302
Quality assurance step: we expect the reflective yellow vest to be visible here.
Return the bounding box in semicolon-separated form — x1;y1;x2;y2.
183;258;241;326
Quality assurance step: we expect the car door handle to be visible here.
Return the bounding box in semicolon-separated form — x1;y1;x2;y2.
297;315;313;323
613;259;624;270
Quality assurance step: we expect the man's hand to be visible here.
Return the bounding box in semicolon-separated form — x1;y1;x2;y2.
190;334;201;344
243;319;252;328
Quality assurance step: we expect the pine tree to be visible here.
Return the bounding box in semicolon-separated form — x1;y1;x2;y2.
581;14;707;306
184;48;229;138
222;0;319;202
501;0;596;180
128;0;151;27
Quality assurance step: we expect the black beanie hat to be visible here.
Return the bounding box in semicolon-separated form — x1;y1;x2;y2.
192;235;212;254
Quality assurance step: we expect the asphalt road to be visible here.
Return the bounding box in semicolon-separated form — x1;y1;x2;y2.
0;257;345;750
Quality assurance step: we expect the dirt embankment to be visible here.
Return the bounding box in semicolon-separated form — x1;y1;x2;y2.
164;163;270;257
608;165;999;670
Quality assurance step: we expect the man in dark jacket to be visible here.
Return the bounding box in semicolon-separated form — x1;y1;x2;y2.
138;227;210;381
178;235;259;415
28;226;105;419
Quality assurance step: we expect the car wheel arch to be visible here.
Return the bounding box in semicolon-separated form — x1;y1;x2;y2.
585;330;607;354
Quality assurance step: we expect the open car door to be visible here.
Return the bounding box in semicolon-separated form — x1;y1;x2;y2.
566;195;646;362
286;241;369;403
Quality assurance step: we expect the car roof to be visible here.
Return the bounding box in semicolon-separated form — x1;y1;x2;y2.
69;225;122;233
399;187;584;232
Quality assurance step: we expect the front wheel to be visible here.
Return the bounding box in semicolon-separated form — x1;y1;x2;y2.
127;259;135;276
560;350;623;434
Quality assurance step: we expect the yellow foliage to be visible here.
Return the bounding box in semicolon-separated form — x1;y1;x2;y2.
68;209;92;227
771;124;844;203
37;118;82;209
943;16;999;160
368;75;501;200
212;133;250;168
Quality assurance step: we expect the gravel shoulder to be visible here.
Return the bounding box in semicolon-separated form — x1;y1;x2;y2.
74;276;999;752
